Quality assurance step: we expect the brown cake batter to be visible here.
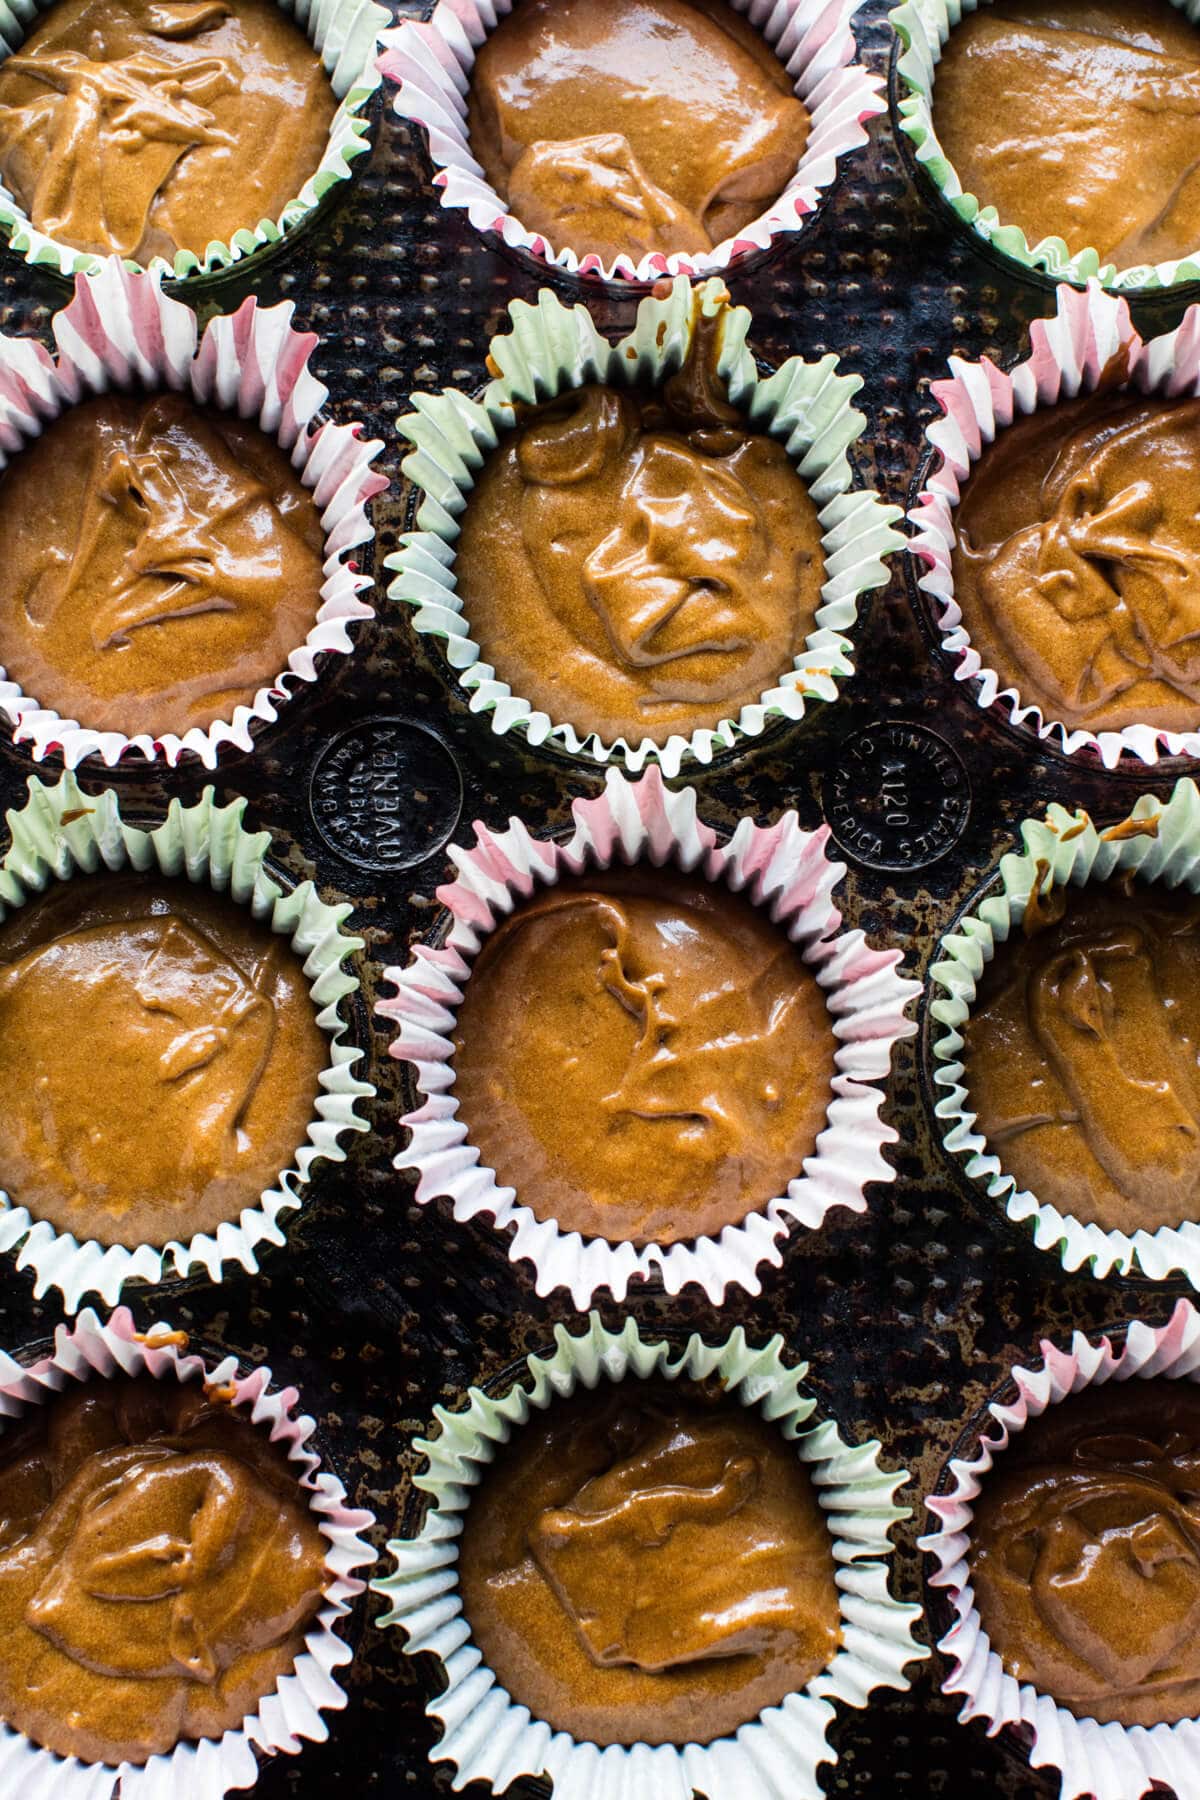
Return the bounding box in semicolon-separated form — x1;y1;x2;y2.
952;389;1200;734
964;878;1200;1234
467;0;810;262
0;392;326;739
456;317;825;746
0;872;327;1247
0;0;336;263
0;1373;327;1762
451;863;836;1246
457;1379;842;1746
933;0;1200;269
970;1378;1200;1724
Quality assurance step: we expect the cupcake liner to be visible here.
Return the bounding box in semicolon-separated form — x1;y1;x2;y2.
908;277;1200;769
379;764;919;1308
388;275;903;776
0;769;374;1313
929;776;1200;1286
890;0;1200;292
374;1310;926;1800
0;0;388;284
0;1304;375;1800
0;257;387;770
920;1298;1200;1800
379;0;885;287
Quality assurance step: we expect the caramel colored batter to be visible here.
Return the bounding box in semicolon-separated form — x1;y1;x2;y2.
0;0;335;263
457;323;825;746
933;0;1200;269
952;389;1200;734
0;873;327;1247
971;1379;1200;1725
0;1374;326;1763
0;392;325;739
467;0;810;262
458;1380;842;1746
964;879;1200;1234
451;864;835;1246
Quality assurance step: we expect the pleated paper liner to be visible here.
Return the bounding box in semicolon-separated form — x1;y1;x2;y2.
379;764;919;1309
0;1305;375;1800
379;0;885;287
920;1300;1200;1800
909;278;1200;769
0;258;387;771
389;274;903;776
375;1311;927;1800
890;0;1200;293
0;0;388;285
0;770;374;1312
929;777;1200;1288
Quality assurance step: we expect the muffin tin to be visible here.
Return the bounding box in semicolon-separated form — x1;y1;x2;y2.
0;0;1198;1794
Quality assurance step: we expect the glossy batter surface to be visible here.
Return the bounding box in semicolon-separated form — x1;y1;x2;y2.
451;864;836;1246
0;873;327;1247
0;392;325;738
458;1380;842;1746
457;322;825;746
971;1379;1200;1724
0;0;336;262
934;0;1200;268
964;878;1200;1233
0;1374;327;1763
952;389;1200;733
467;0;810;262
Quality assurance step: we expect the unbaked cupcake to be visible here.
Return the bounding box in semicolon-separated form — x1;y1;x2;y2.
376;1313;926;1800
0;1305;374;1798
381;0;885;284
921;1299;1200;1800
389;275;902;775
909;277;1200;768
381;765;918;1307
465;0;809;269
0;260;385;769
0;0;387;281
0;769;372;1312
929;777;1200;1288
0;390;327;743
450;859;837;1251
891;0;1200;291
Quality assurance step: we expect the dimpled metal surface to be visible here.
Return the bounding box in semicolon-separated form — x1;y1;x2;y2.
0;2;1194;1795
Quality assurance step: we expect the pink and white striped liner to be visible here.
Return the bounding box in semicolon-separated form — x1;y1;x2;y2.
919;1299;1200;1800
908;277;1200;769
378;765;919;1308
0;1305;375;1800
378;0;885;285
0;256;388;770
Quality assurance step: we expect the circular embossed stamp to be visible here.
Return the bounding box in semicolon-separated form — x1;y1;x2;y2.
822;721;970;872
309;717;464;873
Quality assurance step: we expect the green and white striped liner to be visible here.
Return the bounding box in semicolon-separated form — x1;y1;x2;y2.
890;0;1200;292
374;1312;927;1800
929;777;1200;1286
389;275;903;776
0;0;388;282
0;770;374;1312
